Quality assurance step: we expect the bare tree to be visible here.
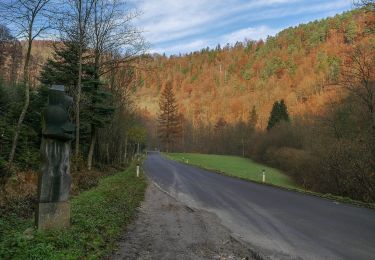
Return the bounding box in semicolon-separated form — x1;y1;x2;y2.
340;41;375;130
0;0;52;168
86;0;146;170
55;0;95;164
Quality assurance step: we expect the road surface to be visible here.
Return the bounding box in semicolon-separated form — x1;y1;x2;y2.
143;152;375;260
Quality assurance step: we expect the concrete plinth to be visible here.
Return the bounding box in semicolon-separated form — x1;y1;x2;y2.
36;201;70;230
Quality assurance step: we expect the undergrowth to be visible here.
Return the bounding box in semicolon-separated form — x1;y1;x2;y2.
0;162;147;259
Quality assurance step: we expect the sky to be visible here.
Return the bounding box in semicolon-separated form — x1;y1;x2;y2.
130;0;353;55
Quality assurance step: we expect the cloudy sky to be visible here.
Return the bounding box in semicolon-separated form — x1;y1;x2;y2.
130;0;353;55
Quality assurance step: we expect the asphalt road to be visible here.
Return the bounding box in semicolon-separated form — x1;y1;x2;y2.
143;152;375;260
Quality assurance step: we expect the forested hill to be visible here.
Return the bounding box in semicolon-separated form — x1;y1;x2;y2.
134;9;374;129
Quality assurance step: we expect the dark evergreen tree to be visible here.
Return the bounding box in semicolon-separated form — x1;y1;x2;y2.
39;42;88;96
158;82;181;152
267;99;289;130
39;42;114;168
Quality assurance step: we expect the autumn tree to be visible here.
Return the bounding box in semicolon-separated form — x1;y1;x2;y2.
128;125;147;156
267;100;289;130
340;41;375;130
248;105;258;129
158;82;181;152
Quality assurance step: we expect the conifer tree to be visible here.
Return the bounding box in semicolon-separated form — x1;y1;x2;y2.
40;41;114;169
158;82;181;152
267;99;289;130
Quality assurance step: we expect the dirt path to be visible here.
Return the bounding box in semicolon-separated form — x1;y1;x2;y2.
110;182;258;260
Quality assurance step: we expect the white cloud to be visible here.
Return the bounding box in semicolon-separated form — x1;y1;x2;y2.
149;25;279;54
220;26;279;44
150;39;210;54
132;0;352;55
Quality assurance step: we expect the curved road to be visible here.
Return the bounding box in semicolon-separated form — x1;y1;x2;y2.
143;152;375;260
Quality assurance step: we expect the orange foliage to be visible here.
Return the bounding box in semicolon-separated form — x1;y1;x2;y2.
133;10;374;130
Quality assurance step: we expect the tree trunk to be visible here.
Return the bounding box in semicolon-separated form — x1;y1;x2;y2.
8;36;32;168
106;143;110;164
87;126;96;170
75;44;82;161
75;0;83;165
242;138;245;157
124;136;128;163
372;112;375;131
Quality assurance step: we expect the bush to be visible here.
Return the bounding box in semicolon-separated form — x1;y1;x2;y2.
313;138;375;202
71;170;101;194
249;121;303;162
264;147;320;189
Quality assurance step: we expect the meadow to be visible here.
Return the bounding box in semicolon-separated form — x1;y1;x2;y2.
167;153;298;189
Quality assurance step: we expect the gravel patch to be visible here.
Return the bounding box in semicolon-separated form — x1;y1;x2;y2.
109;182;258;260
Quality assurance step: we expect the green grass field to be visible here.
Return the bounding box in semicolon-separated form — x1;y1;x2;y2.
167;153;298;189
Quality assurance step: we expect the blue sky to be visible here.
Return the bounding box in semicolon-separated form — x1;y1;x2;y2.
131;0;353;55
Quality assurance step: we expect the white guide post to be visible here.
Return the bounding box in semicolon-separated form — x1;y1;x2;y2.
262;169;266;183
136;165;140;177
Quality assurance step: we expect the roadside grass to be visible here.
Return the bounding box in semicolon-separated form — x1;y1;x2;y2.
166;153;375;209
167;153;298;189
0;162;147;259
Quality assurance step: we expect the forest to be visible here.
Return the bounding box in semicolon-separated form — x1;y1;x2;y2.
0;1;374;259
145;7;375;203
0;0;148;212
0;2;374;207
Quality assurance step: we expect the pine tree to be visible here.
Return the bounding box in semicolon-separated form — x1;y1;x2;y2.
158;82;181;152
39;41;86;96
40;41;114;169
267;99;289;130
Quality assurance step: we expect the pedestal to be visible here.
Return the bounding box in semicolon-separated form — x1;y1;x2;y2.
36;138;72;230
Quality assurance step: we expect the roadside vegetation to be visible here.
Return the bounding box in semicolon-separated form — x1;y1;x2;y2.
0;2;148;255
168;153;297;189
167;152;375;208
0;162;147;259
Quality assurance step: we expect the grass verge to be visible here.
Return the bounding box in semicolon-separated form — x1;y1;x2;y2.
167;153;297;189
0;162;147;259
166;153;375;209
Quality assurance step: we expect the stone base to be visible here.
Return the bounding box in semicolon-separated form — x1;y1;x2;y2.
36;201;70;230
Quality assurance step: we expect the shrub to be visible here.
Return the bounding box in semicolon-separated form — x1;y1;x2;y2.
264;147;320;189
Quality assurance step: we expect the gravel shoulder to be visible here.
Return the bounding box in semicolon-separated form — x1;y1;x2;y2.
110;181;258;260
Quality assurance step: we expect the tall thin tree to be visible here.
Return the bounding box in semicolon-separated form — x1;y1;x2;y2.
86;0;145;170
0;0;51;167
158;82;181;152
56;0;95;164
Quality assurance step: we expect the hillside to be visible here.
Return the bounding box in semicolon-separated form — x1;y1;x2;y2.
134;9;374;129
